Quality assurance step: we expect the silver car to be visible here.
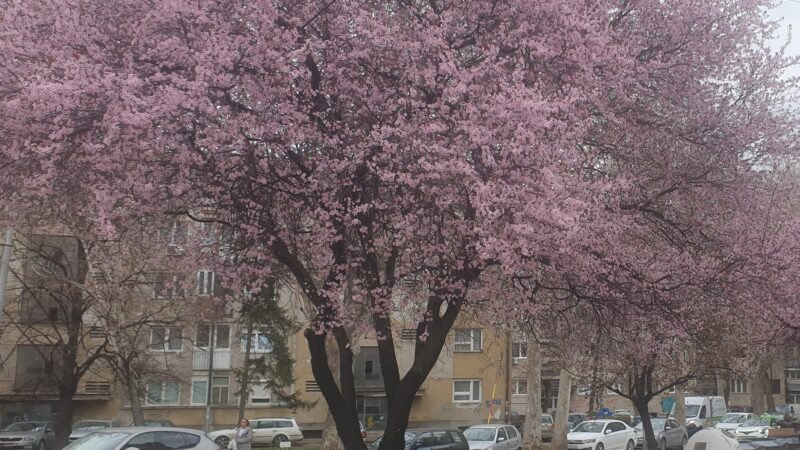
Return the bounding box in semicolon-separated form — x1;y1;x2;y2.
463;424;522;450
63;427;217;450
0;422;54;450
634;418;687;450
69;421;120;442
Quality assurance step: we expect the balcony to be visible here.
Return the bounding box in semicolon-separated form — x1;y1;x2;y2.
355;373;384;389
192;349;231;370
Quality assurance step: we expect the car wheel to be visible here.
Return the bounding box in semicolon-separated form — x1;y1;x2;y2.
215;436;230;448
681;435;687;448
37;441;45;450
660;438;666;450
627;440;635;450
272;434;289;446
596;443;604;450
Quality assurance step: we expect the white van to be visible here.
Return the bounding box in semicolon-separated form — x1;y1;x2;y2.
669;396;727;429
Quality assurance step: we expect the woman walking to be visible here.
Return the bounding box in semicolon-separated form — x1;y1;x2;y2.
234;419;252;450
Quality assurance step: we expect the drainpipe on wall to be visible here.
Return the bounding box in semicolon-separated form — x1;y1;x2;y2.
0;229;14;323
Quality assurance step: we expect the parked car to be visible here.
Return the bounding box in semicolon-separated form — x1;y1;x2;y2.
207;418;303;448
0;422;55;450
714;413;756;431
734;417;773;439
463;424;522;450
568;414;589;431
141;420;175;428
633;417;687;450
567;419;636;450
368;428;469;450
541;415;554;441
770;404;800;420
70;421;120;442
63;427;216;450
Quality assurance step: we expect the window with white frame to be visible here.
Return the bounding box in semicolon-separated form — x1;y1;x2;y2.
731;379;748;393
197;270;216;296
196;324;230;349
190;377;229;405
250;380;272;405
241;331;273;353
453;329;482;352
512;380;528;395
606;383;623;395
149;327;182;351
453;380;481;403
512;342;527;359
146;381;180;405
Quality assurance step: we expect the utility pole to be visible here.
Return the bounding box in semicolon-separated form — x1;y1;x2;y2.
0;229;14;316
204;317;216;433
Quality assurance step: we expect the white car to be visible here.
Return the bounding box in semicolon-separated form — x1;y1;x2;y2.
463;424;522;450
567;420;636;450
63;427;217;450
734;417;772;439
714;413;756;431
207;418;304;447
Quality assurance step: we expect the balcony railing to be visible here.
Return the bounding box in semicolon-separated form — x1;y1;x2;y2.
192;349;231;370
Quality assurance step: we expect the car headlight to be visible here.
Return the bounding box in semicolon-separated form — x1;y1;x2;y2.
21;437;36;442
580;439;596;444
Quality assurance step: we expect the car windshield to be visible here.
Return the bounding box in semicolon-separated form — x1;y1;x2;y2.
743;418;770;427
63;432;131;450
572;422;605;433
143;421;167;427
73;422;110;430
720;414;743;424
463;428;495;441
3;423;43;432
542;416;553;424
635;419;665;430
685;405;701;417
776;405;791;414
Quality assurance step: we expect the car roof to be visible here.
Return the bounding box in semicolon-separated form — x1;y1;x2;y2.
93;427;206;434
466;424;509;429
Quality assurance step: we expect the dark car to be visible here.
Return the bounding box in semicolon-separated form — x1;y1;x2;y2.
369;428;469;450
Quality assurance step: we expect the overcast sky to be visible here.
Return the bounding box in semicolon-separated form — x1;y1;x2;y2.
769;0;800;77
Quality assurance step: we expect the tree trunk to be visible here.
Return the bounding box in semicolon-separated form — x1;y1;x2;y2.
634;397;657;450
126;367;145;426
550;369;572;450
237;319;254;424
763;369;776;412
54;395;75;449
752;373;766;414
675;384;686;424
522;335;543;450
319;333;346;450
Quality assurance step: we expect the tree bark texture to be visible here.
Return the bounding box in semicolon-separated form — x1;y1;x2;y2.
522;334;543;450
550;369;572;450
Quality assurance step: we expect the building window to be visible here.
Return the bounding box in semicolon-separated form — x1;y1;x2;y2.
453;380;481;403
197;270;216;296
146;381;180;405
160;221;187;250
149;327;182;352
731;379;748;394
190;377;229;405
454;329;482;352
152;273;186;299
250;380;272;405
197;324;231;349
606;383;622;395
786;369;800;380
240;330;272;353
512;342;527;359
512;380;528;396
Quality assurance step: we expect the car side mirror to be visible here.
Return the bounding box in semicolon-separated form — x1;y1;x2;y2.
46;428;53;433
126;447;141;450
605;429;613;435
497;437;506;442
